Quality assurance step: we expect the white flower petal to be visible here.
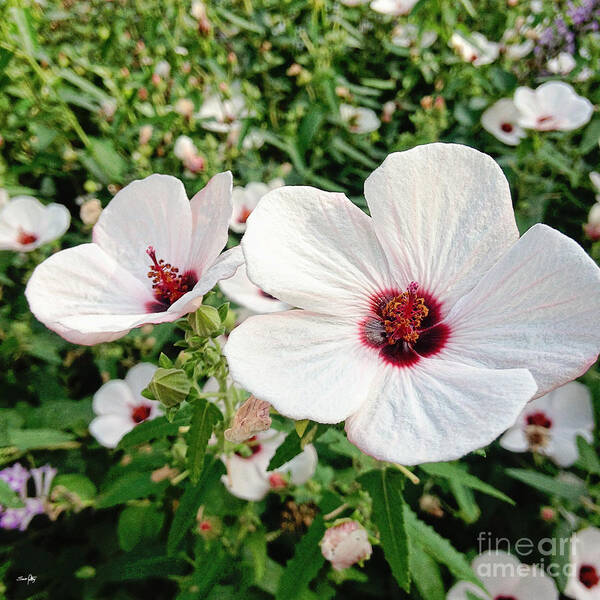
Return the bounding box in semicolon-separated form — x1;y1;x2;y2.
279;444;317;485
224;311;383;423
187;172;233;274
242;186;393;314
364;143;518;311
499;426;529;453
93;380;134;416
344;360;536;465
124;363;158;400
445;224;600;398
472;551;521;597
38;203;71;244
481;99;526;146
89;414;134;449
545;381;595;432
218;263;290;314
92;174;193;285
512;565;559;598
221;454;270;501
170;245;244;315
447;581;490;600
25;243;166;345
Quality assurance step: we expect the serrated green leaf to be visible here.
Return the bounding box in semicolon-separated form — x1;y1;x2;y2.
359;469;410;591
167;459;225;555
505;468;585;501
158;352;173;369
0;479;25;509
276;514;325;600
421;462;514;505
96;473;163;509
581;117;600;154
409;542;445;600
86;137;127;183
117;505;165;552
8;429;75;450
268;432;303;471
118;416;186;449
96;555;187;582
576;436;600;475
187;399;222;484
404;506;480;587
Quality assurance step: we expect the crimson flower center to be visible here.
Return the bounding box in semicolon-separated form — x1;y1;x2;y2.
580;564;600;588
526;412;552;429
238;206;252;224
500;122;514;133
495;596;517;600
381;283;429;345
17;229;38;245
146;246;197;309
131;404;151;424
235;435;262;458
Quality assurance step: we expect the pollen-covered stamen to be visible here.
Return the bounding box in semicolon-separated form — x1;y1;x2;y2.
381;282;429;345
146;246;195;306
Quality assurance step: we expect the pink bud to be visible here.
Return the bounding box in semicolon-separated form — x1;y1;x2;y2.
321;521;372;571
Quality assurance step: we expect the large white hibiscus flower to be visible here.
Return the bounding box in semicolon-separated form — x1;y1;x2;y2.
25;173;243;345
224;143;600;466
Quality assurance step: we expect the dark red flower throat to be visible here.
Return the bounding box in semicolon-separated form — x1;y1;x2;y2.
361;283;449;367
145;246;197;312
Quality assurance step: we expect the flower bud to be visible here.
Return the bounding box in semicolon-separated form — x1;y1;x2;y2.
146;368;191;407
224;396;272;443
584;203;600;241
419;493;444;518
188;305;222;337
321;520;372;571
80;198;102;226
139;125;153;145
175;98;195;119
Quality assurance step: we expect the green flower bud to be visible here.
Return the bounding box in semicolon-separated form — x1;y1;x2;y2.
188;305;222;337
146;368;191;408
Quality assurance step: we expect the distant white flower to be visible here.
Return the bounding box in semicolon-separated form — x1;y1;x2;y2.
190;0;206;19
154;60;171;79
26;173;242;345
481;98;527;146
392;24;437;49
548;52;577;75
225;143;600;466
370;0;419;16
499;381;594;467
590;172;600;197
0;195;70;252
504;39;534;60
340;104;380;133
100;98;117;120
219;263;290;314
321;520;373;571
566;528;600;599
175;98;195;119
90;363;162;448
584;190;600;241
139;124;153;145
447;551;558;600
229;179;284;234
80;198;102;226
199;87;248;133
340;0;369;5
174;135;204;173
221;429;317;501
450;32;499;66
514;81;593;131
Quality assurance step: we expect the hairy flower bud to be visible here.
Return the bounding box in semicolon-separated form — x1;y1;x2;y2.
321;521;372;571
224;396;272;443
146;368;191;407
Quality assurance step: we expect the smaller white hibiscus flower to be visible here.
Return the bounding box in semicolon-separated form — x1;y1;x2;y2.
0;195;70;252
499;381;594;467
199;86;248;134
173;135;204;173
547;52;577;75
90;363;162;449
450;32;499;66
221;429;317;501
370;0;419;16
514;81;593;131
566;528;600;599
219;263;290;314
26;173;242;345
481;98;527;146
447;551;558;600
229;179;285;234
340;104;381;134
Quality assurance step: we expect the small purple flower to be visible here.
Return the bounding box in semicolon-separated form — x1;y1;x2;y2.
0;463;29;496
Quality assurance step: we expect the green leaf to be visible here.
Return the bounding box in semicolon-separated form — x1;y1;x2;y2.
158;352;173;369
409;542;445;600
505;468;585;501
85;137;127;183
8;428;75;450
0;479;25;509
359;469;409;590
118;416;185;449
52;474;96;501
96;555;187;582
245;530;267;584
117;505;165;552
268;432;303;471
57;68;111;102
404;506;480;586
318;428;362;459
96;473;163;509
11;7;39;57
331;138;378;169
294;419;310;438
187;399;222;484
421;462;514;505
276;514;325;600
167;459;225;555
449;481;481;524
576;436;600;475
581;117;600;154
297;105;325;155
